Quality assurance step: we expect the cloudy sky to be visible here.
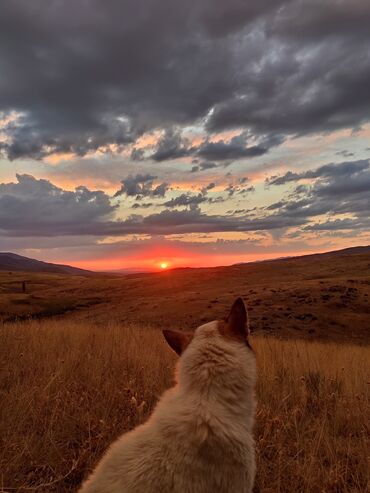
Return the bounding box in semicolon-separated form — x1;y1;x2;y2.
1;0;370;270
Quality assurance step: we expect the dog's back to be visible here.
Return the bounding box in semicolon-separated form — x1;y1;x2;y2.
79;298;256;493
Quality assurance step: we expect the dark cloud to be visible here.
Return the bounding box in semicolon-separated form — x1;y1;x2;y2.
335;150;355;158
191;162;218;173
114;174;169;198
201;182;216;193
112;206;304;236
265;159;370;227
1;160;369;239
1;0;369;160
207;2;370;135
268;0;370;40
195;133;277;161
0;112;134;160
162;182;216;208
147;129;192;162
0;174;117;236
131;202;154;209
225;177;255;197
303;218;370;232
267;159;370;185
0;173;303;237
147;131;282;163
163;193;208;208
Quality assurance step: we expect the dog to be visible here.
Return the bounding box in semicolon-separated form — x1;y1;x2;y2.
79;297;256;493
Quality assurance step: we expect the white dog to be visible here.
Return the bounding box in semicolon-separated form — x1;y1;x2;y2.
79;298;256;493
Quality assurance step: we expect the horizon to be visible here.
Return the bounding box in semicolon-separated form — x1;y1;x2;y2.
3;243;369;273
1;1;370;270
60;242;370;272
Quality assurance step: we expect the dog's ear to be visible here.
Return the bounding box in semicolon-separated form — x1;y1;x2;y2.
162;330;192;356
224;297;249;341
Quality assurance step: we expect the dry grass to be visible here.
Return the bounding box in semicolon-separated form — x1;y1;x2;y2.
253;338;369;492
0;319;369;492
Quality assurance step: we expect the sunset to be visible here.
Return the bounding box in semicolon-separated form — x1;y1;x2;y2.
1;1;370;271
1;1;369;492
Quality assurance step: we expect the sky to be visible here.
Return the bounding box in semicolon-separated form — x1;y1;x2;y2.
1;0;370;271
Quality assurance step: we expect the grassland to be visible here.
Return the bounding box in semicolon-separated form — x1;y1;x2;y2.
1;250;369;491
0;319;369;492
1;250;370;344
0;271;105;322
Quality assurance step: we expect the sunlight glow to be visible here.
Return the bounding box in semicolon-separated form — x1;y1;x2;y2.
160;262;169;269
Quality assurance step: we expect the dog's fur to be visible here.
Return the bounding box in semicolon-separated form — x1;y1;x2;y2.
79;298;256;493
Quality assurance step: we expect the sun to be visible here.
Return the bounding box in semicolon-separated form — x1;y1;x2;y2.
160;262;168;269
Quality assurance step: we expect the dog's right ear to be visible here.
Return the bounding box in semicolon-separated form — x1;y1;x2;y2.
223;297;249;341
162;330;192;356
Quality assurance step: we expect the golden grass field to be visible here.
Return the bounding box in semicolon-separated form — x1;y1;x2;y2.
1;319;369;493
1;250;370;344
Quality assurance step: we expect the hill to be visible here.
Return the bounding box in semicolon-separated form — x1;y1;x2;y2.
0;246;369;343
267;244;370;262
0;252;93;276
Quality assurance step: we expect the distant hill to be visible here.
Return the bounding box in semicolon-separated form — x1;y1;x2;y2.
1;245;369;343
256;245;370;265
0;252;93;276
318;245;370;257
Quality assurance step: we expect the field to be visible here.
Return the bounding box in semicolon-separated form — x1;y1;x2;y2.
1;250;370;343
0;319;369;492
0;250;369;492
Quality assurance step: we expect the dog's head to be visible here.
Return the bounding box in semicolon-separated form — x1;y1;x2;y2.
163;298;255;393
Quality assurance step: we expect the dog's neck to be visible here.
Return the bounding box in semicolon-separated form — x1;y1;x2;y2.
174;343;255;426
179;375;253;418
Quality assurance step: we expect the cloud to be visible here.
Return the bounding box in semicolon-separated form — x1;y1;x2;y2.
303;218;370;232
224;177;255;197
162;193;208;208
114;174;169;198
265;159;370;226
0;111;134;160
112;206;305;236
0;174;117;236
335;150;355;158
147;131;282;163
267;159;370;185
0;173;304;237
267;0;370;40
1;160;370;239
162;182;217;208
132;202;154;209
1;0;369;160
201;182;216;193
195;133;278;161
147;129;192;162
191;161;218;173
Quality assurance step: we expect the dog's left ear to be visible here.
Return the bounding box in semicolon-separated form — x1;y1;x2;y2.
224;297;249;341
163;330;192;356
